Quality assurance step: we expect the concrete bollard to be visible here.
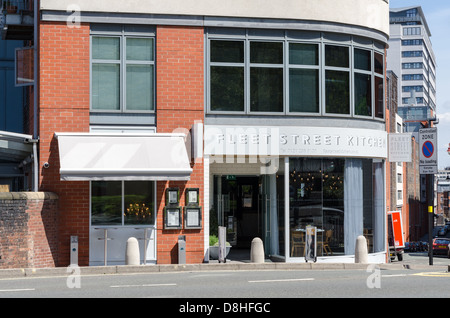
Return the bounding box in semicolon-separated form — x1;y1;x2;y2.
125;237;140;266
354;235;368;264
250;237;265;263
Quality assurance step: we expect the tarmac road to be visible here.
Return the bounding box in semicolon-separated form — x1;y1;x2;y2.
0;252;449;300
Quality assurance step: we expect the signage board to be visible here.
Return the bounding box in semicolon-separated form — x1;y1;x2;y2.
419;128;437;174
388;211;405;248
204;125;387;159
388;133;412;162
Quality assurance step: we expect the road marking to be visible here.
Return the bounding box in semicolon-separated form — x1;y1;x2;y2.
110;283;177;288
381;274;408;277
413;272;450;278
248;278;314;283
0;288;35;292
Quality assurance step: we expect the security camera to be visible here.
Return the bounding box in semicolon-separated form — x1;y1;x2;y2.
43;162;50;169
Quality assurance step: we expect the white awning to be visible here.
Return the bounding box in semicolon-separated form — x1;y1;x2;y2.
55;133;192;181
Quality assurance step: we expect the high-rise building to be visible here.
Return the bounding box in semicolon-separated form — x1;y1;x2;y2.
387;6;437;136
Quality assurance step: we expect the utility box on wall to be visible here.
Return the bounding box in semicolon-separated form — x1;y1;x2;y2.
70;236;78;265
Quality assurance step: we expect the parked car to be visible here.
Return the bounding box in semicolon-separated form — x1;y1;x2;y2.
432;238;450;257
438;227;447;236
404;242;411;252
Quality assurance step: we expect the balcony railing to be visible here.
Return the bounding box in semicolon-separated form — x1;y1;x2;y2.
0;0;33;40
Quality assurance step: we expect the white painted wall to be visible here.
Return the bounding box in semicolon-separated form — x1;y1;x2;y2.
41;0;389;36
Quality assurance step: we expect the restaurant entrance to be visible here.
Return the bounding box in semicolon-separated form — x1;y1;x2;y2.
213;174;284;259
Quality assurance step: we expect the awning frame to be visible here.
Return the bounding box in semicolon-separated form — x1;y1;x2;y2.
55;132;193;181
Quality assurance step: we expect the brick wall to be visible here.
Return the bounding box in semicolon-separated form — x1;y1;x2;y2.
0;192;58;269
39;22;91;266
156;26;205;264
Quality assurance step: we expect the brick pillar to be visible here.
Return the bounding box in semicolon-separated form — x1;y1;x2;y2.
156;26;205;264
39;22;91;266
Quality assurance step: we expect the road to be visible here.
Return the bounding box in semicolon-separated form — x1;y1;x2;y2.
0;253;449;302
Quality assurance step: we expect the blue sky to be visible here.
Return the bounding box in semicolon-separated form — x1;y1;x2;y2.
389;0;450;169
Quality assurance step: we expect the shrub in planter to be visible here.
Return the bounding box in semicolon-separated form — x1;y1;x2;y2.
209;235;231;260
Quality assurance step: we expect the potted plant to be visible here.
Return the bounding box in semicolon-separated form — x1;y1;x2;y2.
209;234;231;260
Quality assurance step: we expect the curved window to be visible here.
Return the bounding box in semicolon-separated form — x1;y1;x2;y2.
207;29;385;120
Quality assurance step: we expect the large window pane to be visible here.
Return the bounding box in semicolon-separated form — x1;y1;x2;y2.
210;66;244;112
289;69;319;113
354;73;372;116
375;76;384;118
91;181;122;225
354;48;371;71
92;63;120;110
211;40;244;63
325;45;349;68
322;159;344;256
127;38;153;61
124;181;155;225
289;43;318;65
92;37;120;60
250;42;283;64
250;67;283;112
126;64;153;111
374;52;384;75
325;70;349;114
289;158;323;257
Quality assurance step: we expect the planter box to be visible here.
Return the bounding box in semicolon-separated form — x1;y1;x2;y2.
209;246;231;260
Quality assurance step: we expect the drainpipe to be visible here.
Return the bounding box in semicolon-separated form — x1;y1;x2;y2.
33;0;38;192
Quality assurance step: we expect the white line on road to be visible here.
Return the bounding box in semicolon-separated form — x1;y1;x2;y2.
110;283;177;288
248;278;315;283
0;288;35;292
381;274;408;277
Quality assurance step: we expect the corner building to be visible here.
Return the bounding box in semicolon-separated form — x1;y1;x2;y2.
38;0;390;265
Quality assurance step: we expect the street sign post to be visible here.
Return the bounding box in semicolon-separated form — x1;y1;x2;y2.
419;128;437;174
419;127;437;265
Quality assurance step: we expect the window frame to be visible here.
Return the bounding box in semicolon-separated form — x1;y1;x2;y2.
90;180;157;228
323;43;351;117
90;26;156;114
287;41;321;115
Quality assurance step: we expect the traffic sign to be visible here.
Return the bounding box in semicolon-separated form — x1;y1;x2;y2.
422;140;434;158
419;128;437;174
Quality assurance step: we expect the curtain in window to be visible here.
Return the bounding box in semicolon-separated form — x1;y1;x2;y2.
344;159;363;255
373;161;385;252
269;174;279;256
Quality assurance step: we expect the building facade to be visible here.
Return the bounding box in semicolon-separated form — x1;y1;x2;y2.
1;0;391;266
387;6;437;136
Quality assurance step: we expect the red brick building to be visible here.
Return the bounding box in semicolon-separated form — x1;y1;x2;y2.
1;0;395;267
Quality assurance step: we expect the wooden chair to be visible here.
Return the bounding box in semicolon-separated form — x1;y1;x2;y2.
290;231;305;257
322;230;333;256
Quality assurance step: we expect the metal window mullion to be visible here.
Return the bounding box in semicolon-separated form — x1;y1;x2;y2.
320;41;326;116
350;44;354;117
244;35;249;114
284;38;288;115
121;36;126;112
121;181;125;226
371;49;375;119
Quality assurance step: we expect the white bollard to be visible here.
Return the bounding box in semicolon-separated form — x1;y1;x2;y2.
250;237;265;263
125;237;140;266
354;235;368;264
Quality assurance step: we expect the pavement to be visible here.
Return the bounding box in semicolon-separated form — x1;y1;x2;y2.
0;251;448;279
